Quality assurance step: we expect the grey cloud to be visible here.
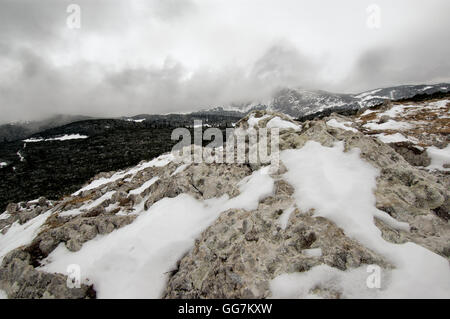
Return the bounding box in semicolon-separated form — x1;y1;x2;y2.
0;0;449;123
0;42;321;123
251;43;320;90
150;0;197;21
345;35;450;93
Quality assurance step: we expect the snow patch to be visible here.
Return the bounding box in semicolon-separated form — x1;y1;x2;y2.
276;141;450;298
278;206;296;230
303;248;322;257
73;153;174;195
426;145;450;171
266;117;300;131
0;212;11;220
16;151;25;162
326;119;358;133
247;114;270;129
129;177;159;196
41;166;275;298
59;191;116;217
375;133;410;144
0;211;51;262
363;120;413;131
24;134;88;142
125;119;146;123
270;265;379;299
170;164;189;176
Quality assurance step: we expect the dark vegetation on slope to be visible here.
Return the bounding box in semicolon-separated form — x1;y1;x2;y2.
0;114;240;212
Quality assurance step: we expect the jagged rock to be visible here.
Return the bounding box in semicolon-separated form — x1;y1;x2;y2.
389;142;431;167
0;102;449;299
0;248;95;299
5;203;17;214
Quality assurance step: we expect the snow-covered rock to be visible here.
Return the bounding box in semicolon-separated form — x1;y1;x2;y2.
0;105;449;299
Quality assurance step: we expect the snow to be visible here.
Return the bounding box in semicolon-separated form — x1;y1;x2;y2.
303;248;322;257
278;206;296;230
40;166;275;298
378;105;411;118
73;153;174;195
326;119;358;133
17;150;25;162
59;191;116;217
0;162;7;168
275;141;450;298
360;109;377;117
24;134;88;142
0;212;11;220
193;123;211;128
0;211;51;262
271;265;379;299
426;100;449;109
363;120;413;131
170;163;189;176
266;117;300;131
125;119;146;123
247;114;270;129
129;177;159;196
375;133;409;144
426;145;450;171
354;88;382;99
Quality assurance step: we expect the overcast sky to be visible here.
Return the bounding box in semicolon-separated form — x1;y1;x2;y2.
0;0;449;123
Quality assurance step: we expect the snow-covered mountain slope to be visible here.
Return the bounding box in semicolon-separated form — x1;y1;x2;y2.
208;83;450;118
0;100;449;299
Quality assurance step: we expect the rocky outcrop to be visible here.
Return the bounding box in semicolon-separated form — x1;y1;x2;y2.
163;107;450;298
0;99;449;298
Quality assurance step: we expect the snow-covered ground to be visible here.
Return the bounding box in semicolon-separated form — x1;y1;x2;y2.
73;154;174;196
266;117;301;130
363;120;413;131
247;114;270;129
374;133;410;144
1;106;449;299
326;119;358;133
273;141;450;298
40;166;275;298
59;191;117;217
0;211;52;263
23;134;88;142
16;150;25;162
125;118;146;123
426;145;450;172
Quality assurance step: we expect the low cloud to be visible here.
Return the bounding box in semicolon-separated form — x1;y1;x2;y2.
0;0;449;123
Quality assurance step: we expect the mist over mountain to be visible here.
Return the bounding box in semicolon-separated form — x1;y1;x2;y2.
208;83;450;118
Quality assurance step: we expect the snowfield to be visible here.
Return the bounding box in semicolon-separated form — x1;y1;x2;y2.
40;166;275;298
1;105;449;299
73;154;174;195
23;134;88;142
326;119;358;133
275;141;450;298
426;145;450;172
0;211;52;263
